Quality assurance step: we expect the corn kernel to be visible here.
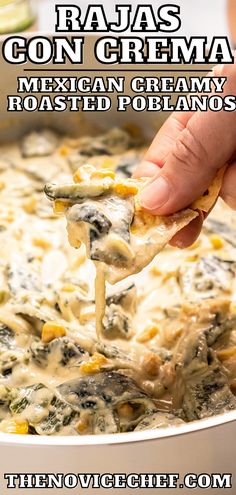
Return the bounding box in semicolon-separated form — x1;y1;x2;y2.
137;324;159;343
73;165;94;183
53;200;71;215
217;347;236;361
76;417;89;433
42;322;67;343
117;403;134;419
150;266;162;276
210;235;224;250
113;182;139;197
80;353;108;374
0;181;5;191
59;145;70;156
33;237;52;250
91;169;115;180
61;283;77;293
0;419;29;435
142;353;162;377
186;254;198;262
22;196;37;214
73;170;84;183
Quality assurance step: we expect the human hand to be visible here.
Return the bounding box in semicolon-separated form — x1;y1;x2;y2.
134;62;236;247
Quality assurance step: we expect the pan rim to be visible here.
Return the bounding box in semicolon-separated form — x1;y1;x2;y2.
0;409;236;447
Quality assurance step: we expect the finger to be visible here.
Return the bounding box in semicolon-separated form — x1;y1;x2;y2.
134;64;220;180
220;161;236;209
133;111;193;178
170;211;204;248
140;62;236;215
134;160;159;178
140;98;236;215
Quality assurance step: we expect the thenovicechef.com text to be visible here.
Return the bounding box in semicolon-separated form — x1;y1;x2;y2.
3;472;232;490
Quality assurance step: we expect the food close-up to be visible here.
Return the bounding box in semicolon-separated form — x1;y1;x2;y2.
0;127;236;437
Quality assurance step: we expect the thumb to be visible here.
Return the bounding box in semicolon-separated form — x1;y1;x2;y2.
140;70;236;215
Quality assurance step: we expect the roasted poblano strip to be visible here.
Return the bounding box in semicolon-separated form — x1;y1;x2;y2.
135;412;185;431
173;315;236;421
30;337;89;369
102;304;133;340
178;255;236;300
58;371;157;433
45;180;114;202
9;383;78;435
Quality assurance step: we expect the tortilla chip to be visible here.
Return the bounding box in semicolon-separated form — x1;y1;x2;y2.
105;208;198;284
191;166;227;213
45;166;199;284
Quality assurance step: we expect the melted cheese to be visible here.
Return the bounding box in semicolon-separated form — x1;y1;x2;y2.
45;165;199;340
94;263;106;339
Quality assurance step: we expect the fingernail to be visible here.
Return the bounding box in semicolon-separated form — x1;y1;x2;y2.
140;176;171;211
